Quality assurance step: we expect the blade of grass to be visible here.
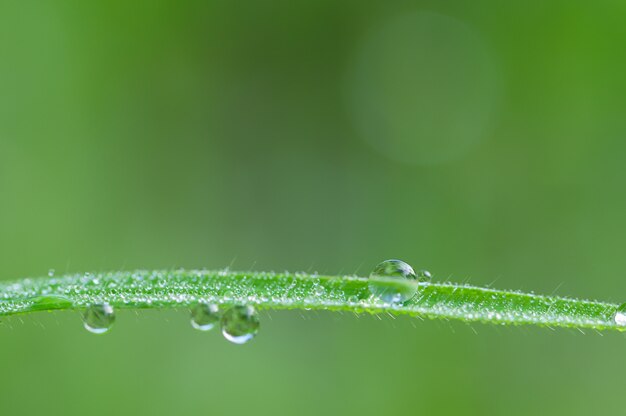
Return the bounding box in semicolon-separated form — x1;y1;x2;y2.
0;269;621;331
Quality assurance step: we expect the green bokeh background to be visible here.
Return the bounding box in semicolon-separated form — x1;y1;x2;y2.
1;1;626;415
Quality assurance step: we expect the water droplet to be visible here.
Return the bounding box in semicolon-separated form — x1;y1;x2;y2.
417;270;432;282
82;303;115;334
221;305;260;344
48;269;55;277
614;303;626;326
369;259;419;303
347;295;359;304
190;303;220;331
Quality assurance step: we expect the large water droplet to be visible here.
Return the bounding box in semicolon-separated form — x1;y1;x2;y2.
190;303;220;331
221;305;260;344
614;303;626;326
82;303;115;334
369;259;419;303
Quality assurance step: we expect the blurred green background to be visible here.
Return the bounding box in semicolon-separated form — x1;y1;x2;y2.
1;1;626;415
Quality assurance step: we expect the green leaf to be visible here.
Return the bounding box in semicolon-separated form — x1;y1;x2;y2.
0;270;621;332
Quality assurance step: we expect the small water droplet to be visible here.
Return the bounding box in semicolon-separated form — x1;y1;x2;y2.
48;269;55;277
190;303;220;331
221;305;260;344
417;270;432;281
347;295;359;304
614;303;626;326
82;303;115;334
369;259;419;303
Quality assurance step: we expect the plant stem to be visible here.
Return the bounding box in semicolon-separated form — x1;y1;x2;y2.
0;270;621;331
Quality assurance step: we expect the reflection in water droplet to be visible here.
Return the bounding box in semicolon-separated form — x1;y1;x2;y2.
614;303;626;326
190;303;220;331
221;305;260;344
82;303;115;334
369;259;419;303
371;259;416;279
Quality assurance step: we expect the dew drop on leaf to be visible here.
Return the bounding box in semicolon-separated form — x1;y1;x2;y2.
221;305;260;344
417;270;432;282
614;303;626;326
82;303;115;334
369;259;419;303
313;285;325;297
190;303;220;331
